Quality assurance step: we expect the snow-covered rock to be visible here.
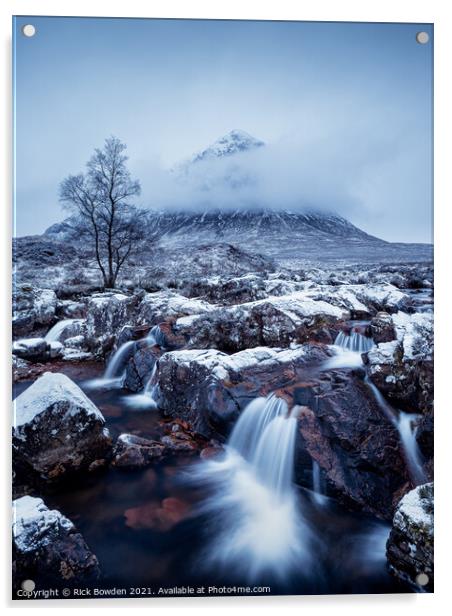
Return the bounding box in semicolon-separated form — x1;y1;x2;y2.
369;312;396;343
45;318;85;343
56;299;87;319
299;283;412;317
13;495;100;585
173;292;347;352
137;290;214;325
365;312;433;413
13;372;111;481
152;345;330;437
387;483;433;591
12;337;66;363
86;292;140;355
13;285;57;338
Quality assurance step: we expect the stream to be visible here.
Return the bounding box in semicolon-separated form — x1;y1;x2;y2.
13;331;415;595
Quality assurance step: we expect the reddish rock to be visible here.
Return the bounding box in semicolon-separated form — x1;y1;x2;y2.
294;372;409;519
153;345;330;437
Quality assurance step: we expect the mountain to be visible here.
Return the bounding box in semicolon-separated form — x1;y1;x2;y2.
44;130;433;264
188;129;264;164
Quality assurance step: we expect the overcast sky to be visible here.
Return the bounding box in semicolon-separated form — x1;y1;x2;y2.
14;17;432;242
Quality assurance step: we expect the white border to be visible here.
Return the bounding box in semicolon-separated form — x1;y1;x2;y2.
1;1;451;613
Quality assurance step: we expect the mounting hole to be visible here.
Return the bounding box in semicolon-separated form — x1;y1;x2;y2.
22;24;36;38
21;579;36;592
416;31;429;45
415;572;429;586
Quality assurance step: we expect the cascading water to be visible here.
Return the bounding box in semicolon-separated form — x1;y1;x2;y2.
147;324;166;348
45;319;75;342
144;363;159;400
104;340;135;380
397;411;427;486
311;460;327;505
322;330;374;370
334;330;374;353
190;394;317;581
365;377;426;486
228;395;288;460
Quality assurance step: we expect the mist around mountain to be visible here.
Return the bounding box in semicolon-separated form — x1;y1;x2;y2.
42;129;432;265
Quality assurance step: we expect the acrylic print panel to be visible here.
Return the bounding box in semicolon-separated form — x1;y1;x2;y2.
12;16;433;600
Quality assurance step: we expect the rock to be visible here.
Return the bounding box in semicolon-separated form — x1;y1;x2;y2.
85;292;140;355
56;300;87;319
12;338;64;363
200;445;224;460
49;341;64;359
186;273;268;304
63;335;85;349
12;338;50;362
13;372;111;481
174;293;347;352
386;483;434;591
365;313;433;414
416;411;434;459
302;283;413;317
44;318;85;344
123;341;161;392
124;497;190;532
369;312;396;344
294;374;409;519
153;345;330;437
112;434;165;468
13;496;100;586
13;285;57;338
137;290;214;326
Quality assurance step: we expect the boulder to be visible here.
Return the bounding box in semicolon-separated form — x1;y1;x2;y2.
112;434;165;468
56;300;87;319
137;290;214;326
300;283;413;318
44;318;86;344
112;420;205;468
294;374;409;519
153;345;330;437
369;312;396;344
386;483;434;591
173;293;347;352
416;411;434;459
185;273;268;304
12;338;50;362
13;285;57;338
13;372;111;481
365;313;433;414
123;341;161;392
85;292;140;355
13;496;100;586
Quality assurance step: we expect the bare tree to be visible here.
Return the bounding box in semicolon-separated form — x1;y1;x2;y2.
60;137;145;288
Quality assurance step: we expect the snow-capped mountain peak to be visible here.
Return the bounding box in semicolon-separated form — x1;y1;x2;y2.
191;129;264;163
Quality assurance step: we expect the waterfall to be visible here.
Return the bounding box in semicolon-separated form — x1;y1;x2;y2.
147;324;166;348
45;319;75;342
311;460;327;505
190;394;317;581
229;394;288;460
365;377;426;486
397;411;427;486
253;414;298;498
104;340;135;379
144;363;159;400
322;330;374;370
334;331;374;353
